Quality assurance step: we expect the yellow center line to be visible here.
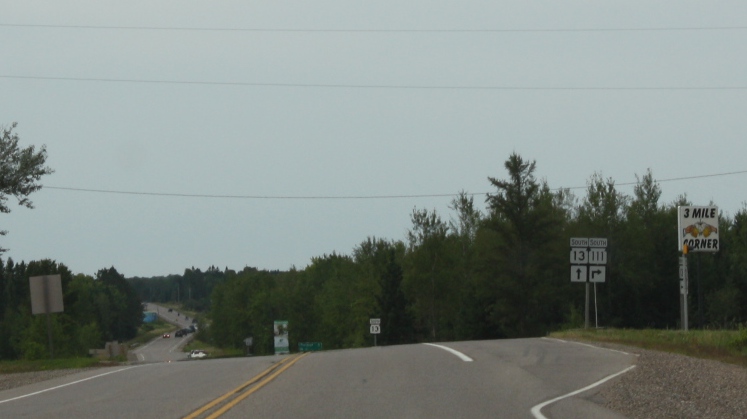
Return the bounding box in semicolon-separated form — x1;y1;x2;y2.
182;353;302;419
205;352;310;419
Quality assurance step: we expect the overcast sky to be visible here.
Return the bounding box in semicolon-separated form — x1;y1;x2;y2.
2;1;747;277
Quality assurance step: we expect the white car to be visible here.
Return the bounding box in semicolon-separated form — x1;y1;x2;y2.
189;349;207;359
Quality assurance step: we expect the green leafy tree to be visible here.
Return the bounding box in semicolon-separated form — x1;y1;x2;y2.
612;170;679;327
403;208;459;341
95;267;142;340
311;253;373;349
375;247;413;345
574;173;629;327
0;123;54;251
722;206;747;322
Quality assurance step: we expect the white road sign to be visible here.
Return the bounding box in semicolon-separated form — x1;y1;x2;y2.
570;238;589;247
569;237;607;283
370;318;381;325
588;238;608;248
570;248;587;264
571;266;588;282
370;324;381;334
588;249;607;265
589;266;606;283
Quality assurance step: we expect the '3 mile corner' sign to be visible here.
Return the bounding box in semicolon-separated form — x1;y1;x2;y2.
677;206;719;253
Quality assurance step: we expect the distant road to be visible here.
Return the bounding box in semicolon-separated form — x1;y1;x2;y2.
130;303;195;363
0;338;635;418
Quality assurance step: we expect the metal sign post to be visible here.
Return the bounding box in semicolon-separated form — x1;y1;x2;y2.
677;206;718;330
570;238;607;329
370;318;381;346
29;275;64;359
680;253;689;331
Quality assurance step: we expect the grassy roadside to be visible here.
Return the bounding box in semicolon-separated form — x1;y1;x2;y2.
128;318;178;347
0;319;179;374
550;328;747;367
0;357;103;374
182;337;243;359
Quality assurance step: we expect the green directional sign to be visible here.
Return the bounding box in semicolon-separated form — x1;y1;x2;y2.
298;342;323;352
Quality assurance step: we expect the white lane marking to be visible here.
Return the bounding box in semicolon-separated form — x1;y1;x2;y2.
136;336;159;352
169;340;185;353
0;366;140;405
422;343;473;362
530;365;636;419
541;336;635;356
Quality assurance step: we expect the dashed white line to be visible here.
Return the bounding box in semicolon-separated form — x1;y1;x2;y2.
422;343;473;362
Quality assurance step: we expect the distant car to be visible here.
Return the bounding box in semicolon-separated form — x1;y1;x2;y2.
168;308;173;312
162;333;170;338
189;350;207;359
175;330;184;338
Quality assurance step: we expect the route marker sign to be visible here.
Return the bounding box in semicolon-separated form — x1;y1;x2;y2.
588;249;607;265
570;237;608;330
569;238;607;283
370;324;381;334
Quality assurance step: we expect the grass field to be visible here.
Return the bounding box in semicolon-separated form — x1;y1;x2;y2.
0;357;103;374
128;318;179;347
0;319;178;374
550;327;747;367
182;338;244;359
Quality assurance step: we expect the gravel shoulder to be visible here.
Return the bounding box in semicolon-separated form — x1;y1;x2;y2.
0;368;89;392
585;341;747;419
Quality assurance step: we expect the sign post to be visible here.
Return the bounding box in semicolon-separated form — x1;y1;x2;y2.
29;275;64;359
677;206;719;330
570;238;607;329
370;318;381;346
679;253;689;331
273;321;289;355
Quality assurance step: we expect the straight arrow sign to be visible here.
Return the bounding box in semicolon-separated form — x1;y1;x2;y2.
571;265;587;282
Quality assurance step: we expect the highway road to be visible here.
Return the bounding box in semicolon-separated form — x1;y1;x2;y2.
130;303;197;363
0;338;635;418
0;338;636;419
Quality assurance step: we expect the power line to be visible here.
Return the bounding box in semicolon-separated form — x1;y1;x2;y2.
44;186;459;200
44;170;747;200
4;75;747;91
3;23;747;33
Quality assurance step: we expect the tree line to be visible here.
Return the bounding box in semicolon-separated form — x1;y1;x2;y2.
3;143;746;358
131;153;747;355
0;261;142;360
